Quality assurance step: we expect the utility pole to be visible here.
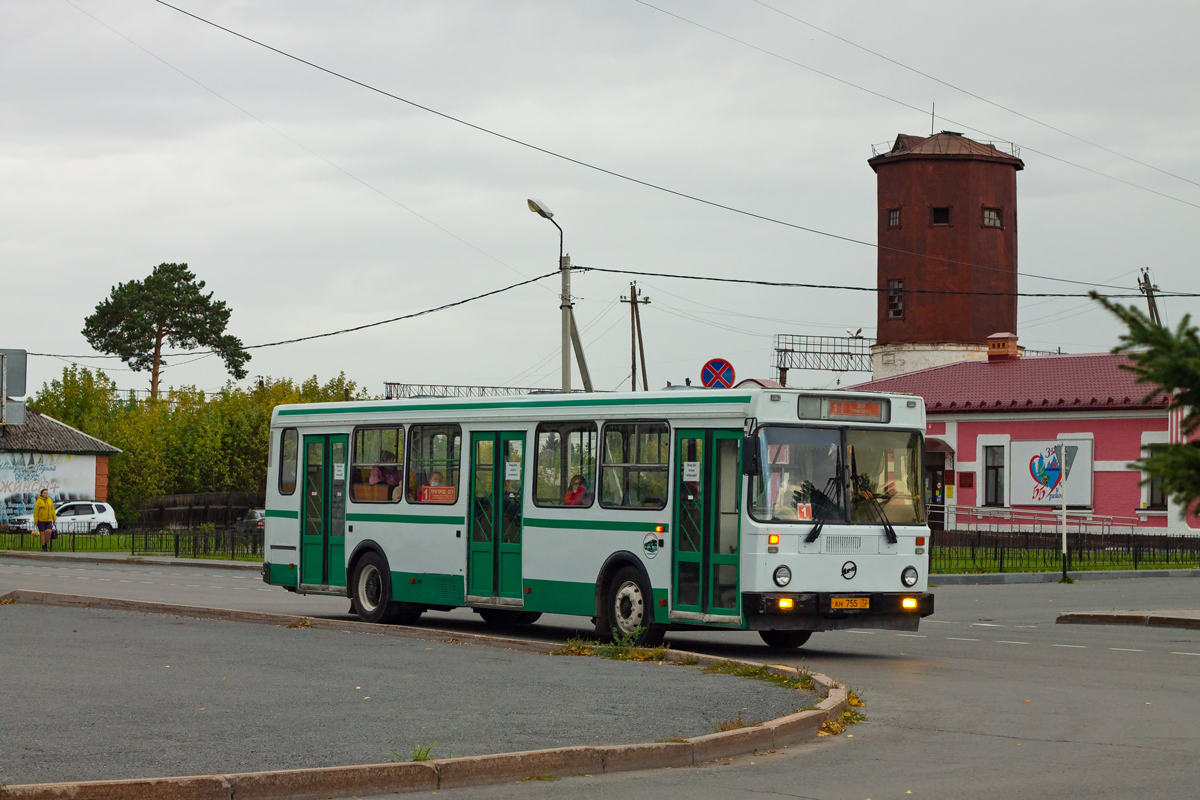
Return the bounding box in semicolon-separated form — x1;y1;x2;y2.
620;283;651;391
528;198;593;392
1138;269;1162;327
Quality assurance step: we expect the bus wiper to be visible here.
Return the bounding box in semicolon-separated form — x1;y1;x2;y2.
851;450;898;545
794;477;839;544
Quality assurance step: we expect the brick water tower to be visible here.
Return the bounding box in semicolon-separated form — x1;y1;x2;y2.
868;132;1023;379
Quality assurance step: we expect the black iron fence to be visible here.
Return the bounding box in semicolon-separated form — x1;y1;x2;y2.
931;528;1200;574
0;521;263;560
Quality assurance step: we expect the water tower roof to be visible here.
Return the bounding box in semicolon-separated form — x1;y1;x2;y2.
869;131;1024;171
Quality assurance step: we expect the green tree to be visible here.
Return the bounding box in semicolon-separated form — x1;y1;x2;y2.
29;364;118;432
82;262;250;398
1096;293;1200;515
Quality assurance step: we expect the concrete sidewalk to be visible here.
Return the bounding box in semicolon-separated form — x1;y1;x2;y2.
1056;609;1200;630
0;548;259;570
932;567;1200;585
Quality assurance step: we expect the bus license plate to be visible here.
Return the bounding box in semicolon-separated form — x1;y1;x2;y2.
831;597;869;610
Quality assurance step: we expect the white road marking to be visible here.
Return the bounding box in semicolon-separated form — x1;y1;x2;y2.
896;633;926;638
1053;644;1086;648
1171;652;1200;656
186;585;201;588
972;623;1004;627
844;630;877;635
119;580;132;583
140;581;153;585
1109;648;1144;652
947;637;979;642
997;641;1029;645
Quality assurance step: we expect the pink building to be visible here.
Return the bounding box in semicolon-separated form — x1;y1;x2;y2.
853;336;1195;535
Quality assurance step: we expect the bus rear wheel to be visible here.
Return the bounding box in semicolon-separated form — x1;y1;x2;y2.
477;609;542;626
599;566;666;646
759;629;812;649
352;552;404;624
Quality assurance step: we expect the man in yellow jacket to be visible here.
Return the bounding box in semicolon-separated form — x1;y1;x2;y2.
33;488;56;552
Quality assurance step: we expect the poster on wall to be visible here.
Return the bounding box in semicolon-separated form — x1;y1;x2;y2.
0;453;97;525
1010;439;1093;507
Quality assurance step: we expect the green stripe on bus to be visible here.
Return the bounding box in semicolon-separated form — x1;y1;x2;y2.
347;512;466;526
265;509;299;519
391;571;465;606
276;394;752;417
524;517;669;533
523;579;596;617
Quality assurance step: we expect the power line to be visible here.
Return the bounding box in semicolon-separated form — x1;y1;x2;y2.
63;0;553;296
750;0;1200;192
31;271;557;361
153;1;1154;292
575;265;1200;298
635;0;1200;213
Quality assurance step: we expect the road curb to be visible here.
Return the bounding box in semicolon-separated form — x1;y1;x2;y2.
0;590;846;799
932;568;1200;585
0;550;260;571
1056;611;1200;630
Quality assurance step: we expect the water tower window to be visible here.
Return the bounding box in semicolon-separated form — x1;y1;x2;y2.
887;279;904;319
983;207;1003;228
931;206;951;226
887;207;901;228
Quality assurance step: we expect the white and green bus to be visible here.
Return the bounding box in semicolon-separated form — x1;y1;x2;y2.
262;387;934;648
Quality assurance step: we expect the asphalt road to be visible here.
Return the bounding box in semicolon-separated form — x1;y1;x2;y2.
3;556;1199;798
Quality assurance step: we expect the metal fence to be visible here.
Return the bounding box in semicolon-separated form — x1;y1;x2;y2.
0;521;263;560
930;528;1200;574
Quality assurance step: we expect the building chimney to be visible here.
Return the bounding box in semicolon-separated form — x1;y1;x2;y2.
987;332;1020;361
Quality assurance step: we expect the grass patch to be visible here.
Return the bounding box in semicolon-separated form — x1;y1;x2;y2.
550;629;668;662
702;660;815;691
711;711;763;732
655;735;689;743
818;708;867;737
401;738;452;762
674;654;700;666
847;691;865;708
284;618;310;629
521;776;561;782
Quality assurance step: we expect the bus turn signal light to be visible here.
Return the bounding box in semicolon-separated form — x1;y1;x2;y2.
902;598;918;609
917;537;926;546
655;525;665;533
778;598;794;610
768;534;780;545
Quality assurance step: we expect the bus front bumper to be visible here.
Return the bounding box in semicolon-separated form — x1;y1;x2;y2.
744;591;935;632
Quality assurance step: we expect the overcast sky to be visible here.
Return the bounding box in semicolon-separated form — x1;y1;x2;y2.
5;0;1199;398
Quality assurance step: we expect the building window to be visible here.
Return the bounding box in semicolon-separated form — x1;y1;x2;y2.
407;424;462;504
984;445;1005;506
351;427;403;503
887;279;904;319
534;421;598;508
600;422;669;510
887;207;901;228
931;206;951;225
1148;474;1168;510
278;428;298;495
983;207;1003;228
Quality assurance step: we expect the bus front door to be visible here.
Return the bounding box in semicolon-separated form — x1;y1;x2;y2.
468;431;526;603
300;433;348;589
672;429;742;621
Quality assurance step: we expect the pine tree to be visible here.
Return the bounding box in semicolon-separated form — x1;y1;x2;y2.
1095;293;1200;514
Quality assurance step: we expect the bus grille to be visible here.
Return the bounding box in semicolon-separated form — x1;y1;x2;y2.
823;535;863;554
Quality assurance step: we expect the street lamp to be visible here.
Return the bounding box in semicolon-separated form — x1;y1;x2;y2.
528;198;572;392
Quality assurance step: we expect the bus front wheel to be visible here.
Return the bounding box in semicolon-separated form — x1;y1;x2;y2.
599;566;666;646
759;629;812;649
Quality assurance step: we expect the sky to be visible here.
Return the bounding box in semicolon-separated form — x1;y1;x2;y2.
4;0;1199;399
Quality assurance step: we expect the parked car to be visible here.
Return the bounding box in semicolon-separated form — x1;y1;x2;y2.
233;508;265;534
13;501;119;534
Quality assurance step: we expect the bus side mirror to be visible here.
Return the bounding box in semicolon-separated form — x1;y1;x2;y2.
742;435;760;477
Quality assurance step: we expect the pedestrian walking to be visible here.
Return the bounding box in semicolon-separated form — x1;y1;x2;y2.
33;489;56;552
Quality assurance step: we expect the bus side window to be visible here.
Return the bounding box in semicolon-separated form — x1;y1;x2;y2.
407;424;462;504
599;421;669;510
352;426;403;503
534;421;597;508
279;428;298;495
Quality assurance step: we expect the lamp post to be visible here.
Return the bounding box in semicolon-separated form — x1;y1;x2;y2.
528;198;572;392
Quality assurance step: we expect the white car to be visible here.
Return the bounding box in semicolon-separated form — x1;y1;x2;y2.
14;501;119;534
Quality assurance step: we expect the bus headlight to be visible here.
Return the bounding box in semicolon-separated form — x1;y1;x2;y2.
901;566;919;588
773;565;792;587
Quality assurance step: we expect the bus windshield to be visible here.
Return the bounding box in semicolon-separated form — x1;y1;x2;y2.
846;429;925;525
750;427;844;523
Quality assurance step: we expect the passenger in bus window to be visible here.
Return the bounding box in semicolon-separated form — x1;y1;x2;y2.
429;471;444;486
369;451;401;489
564;475;589;505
